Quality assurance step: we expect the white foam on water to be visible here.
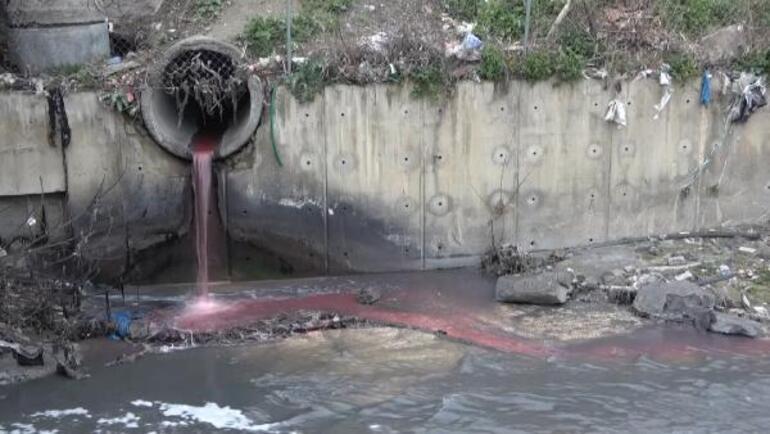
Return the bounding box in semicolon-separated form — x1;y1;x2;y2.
30;408;91;419
96;412;140;429
130;400;154;408
157;402;278;432
7;423;58;434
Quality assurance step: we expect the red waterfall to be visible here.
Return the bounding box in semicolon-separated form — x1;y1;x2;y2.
192;135;218;298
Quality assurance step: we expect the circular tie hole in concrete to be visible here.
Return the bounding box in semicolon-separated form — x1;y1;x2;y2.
141;37;263;160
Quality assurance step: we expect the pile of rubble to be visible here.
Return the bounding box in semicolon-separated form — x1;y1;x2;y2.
493;226;770;338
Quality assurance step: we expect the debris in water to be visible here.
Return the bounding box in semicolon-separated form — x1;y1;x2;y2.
356;287;381;305
481;244;561;277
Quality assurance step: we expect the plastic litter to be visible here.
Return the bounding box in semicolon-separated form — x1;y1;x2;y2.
634;68;654;81
653;65;673;119
583;67;608;80
447;32;483;62
110;311;133;340
462;33;483;51
604;99;627;127
726;73;767;123
719;264;731;277
653;87;673;119
700;70;712;106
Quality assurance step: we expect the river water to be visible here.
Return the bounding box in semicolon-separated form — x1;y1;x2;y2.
1;326;769;433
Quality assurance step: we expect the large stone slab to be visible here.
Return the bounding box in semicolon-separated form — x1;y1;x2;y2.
633;281;715;326
709;312;763;338
496;271;570;305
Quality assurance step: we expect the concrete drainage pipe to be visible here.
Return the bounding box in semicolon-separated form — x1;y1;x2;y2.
141;36;263;160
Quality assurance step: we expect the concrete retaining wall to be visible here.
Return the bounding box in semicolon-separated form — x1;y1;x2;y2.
0;78;768;278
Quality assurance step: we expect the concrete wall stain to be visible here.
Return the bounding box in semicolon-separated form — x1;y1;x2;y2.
0;78;768;276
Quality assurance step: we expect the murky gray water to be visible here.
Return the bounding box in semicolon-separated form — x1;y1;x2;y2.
2;327;770;433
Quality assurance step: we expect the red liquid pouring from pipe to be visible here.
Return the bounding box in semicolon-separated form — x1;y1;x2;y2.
192;134;218;298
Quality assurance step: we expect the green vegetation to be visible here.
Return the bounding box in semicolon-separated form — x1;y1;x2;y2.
657;0;739;36
554;48;585;82
304;0;353;14
478;45;506;81
735;49;770;76
477;0;527;41
665;51;699;80
748;269;770;304
286;59;327;103
266;0;770;101
409;64;450;100
442;0;481;22
558;25;598;61
243;0;351;56
519;51;554;82
100;91;140;117
195;0;223;19
243;17;285;57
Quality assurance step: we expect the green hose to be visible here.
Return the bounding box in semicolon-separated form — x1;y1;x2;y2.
269;85;284;168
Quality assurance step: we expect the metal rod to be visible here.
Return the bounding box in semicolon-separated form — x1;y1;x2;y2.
523;0;532;54
286;0;293;74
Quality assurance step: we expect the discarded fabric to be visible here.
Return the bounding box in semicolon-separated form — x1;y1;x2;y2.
700;70;712;106
110;311;133;339
604;99;627;127
727;73;767;123
653;87;673;119
654;65;673;119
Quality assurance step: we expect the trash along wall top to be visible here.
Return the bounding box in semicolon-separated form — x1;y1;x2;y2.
141;36;264;160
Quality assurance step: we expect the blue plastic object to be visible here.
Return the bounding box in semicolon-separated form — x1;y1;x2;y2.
110;311;133;339
700;70;712;106
462;33;483;50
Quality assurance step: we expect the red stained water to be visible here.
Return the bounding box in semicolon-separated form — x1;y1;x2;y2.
191;134;218;299
172;289;770;363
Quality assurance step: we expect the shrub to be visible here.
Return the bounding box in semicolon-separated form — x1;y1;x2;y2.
410;64;449;100
520;51;556;82
658;0;741;36
195;0;223;19
558;25;598;60
735;49;770;75
303;0;353;14
479;45;507;81
555;48;585;82
286;59;327;103
442;0;482;22
666;51;699;80
477;0;526;41
243;17;285;56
